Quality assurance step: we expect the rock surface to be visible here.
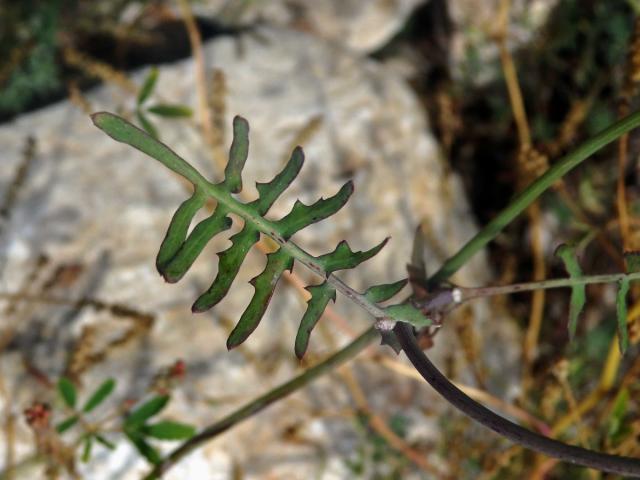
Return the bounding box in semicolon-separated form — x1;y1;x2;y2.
191;0;428;53
0;25;518;479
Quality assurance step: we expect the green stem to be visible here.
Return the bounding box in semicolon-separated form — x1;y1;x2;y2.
144;327;378;479
459;271;640;302
428;110;640;287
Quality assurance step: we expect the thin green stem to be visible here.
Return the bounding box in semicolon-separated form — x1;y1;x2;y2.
144;327;378;479
428;110;640;287
91;112;402;326
459;271;640;302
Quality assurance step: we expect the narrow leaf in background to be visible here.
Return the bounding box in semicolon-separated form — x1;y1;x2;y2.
137;67;158;106
555;244;586;340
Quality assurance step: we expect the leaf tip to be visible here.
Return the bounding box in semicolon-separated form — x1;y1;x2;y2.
90;111;109;127
191;302;207;314
233;115;250;132
226;335;242;351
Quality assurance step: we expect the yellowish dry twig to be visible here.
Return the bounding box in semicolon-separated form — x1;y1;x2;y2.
492;0;547;369
178;0;217;167
62;46;136;94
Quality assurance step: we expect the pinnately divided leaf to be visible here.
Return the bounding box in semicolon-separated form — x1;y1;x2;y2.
91;112;432;356
556;244;586;341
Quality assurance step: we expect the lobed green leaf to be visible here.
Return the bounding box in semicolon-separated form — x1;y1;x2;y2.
159;209;232;283
295;282;336;358
224;116;249;193
156;191;207;271
137;67;158;106
192;226;259;312
316;238;388;274
141;421;196;440
277;182;353;240
227;249;294;349
91;112;207;186
92;112;404;355
252;146;304;215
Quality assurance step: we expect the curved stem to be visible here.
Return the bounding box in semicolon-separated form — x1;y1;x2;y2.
144;327;377;479
394;322;640;477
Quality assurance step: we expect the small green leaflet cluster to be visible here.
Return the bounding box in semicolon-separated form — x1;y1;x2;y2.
56;378;194;465
556;245;639;354
135;67;193;140
91;112;431;357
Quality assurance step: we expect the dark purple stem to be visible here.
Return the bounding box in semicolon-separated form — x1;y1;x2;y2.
394;322;640;477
